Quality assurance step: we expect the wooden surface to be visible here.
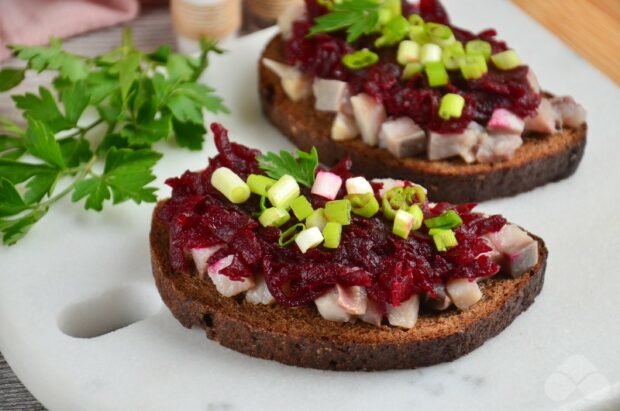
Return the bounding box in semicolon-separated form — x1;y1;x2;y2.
0;2;617;409
514;0;620;85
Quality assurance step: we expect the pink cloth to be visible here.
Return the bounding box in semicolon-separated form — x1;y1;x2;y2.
0;0;141;60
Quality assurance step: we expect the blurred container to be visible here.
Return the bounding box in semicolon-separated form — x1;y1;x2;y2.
171;0;242;53
243;0;297;31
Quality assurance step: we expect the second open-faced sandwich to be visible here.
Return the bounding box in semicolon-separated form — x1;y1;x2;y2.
258;0;587;202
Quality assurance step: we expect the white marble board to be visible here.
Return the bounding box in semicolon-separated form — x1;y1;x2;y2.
1;1;619;410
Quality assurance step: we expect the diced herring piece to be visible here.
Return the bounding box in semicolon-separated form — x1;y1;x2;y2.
277;0;306;40
191;245;224;278
345;176;373;195
379;117;427;158
207;255;255;297
315;287;352;322
262;58;311;102
423;285;452;311
386;294;420;329
313;78;350;112
551;96;587;128
428;123;481;163
245;275;276;305
525;98;559;134
446;278;482;310
350;93;387;146
476;133;523;163
336;284;368;315
487;108;525;134
526;68;541;93
331;112;359;141
311;171;342;200
487;224;539;277
360;298;383;326
506;241;539;278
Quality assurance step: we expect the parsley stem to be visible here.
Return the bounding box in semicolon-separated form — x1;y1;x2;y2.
61;118;104;141
28;155;98;211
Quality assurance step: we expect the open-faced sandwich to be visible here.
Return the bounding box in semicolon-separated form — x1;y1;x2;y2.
150;123;548;371
258;0;587;202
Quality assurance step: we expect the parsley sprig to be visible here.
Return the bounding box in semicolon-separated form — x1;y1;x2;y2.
257;147;319;188
308;0;384;43
0;31;228;245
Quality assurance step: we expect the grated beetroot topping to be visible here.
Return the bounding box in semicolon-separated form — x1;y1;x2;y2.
284;0;540;134
160;124;506;309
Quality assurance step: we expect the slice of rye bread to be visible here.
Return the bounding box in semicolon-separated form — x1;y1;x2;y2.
258;35;587;203
151;201;548;371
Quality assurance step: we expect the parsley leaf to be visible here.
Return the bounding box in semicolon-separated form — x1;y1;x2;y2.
0;178;28;217
61;80;90;125
0;30;227;245
24;118;66;169
12;87;73;132
308;0;383;43
0;135;25;160
0;68;26;92
11;38;89;81
0;209;47;245
72;178;111;211
0;159;57;184
257;147;319;188
103;148;162;204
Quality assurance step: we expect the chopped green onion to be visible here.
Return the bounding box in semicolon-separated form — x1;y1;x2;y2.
425;210;463;229
442;41;465;70
459;55;488;80
382;186;426;220
466;40;492;60
259;207;290;228
379;0;402;25
267;174;300;209
408;14;425;28
306;208;327;231
324;199;352;225
278;223;305;247
407;204;424;231
322;222;342;249
346;193;380;218
393;209;414;239
409;25;429;44
445;41;465;54
295;226;324;253
430;228;458;251
402;62;424;80
247;174;276;196
342;49;379;70
290;195;314;221
259;194;268;211
211;167;251;204
404;185;427;204
397;40;420;65
425;22;455;47
382;187;405;220
420;43;442;65
425;62;449;87
375;16;410;48
439;93;465;120
491;49;522;70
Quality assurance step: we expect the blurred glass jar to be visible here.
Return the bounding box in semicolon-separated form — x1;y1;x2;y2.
171;0;242;53
243;0;298;31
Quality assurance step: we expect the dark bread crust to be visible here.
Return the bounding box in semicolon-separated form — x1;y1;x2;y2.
258;35;587;203
151;201;548;371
